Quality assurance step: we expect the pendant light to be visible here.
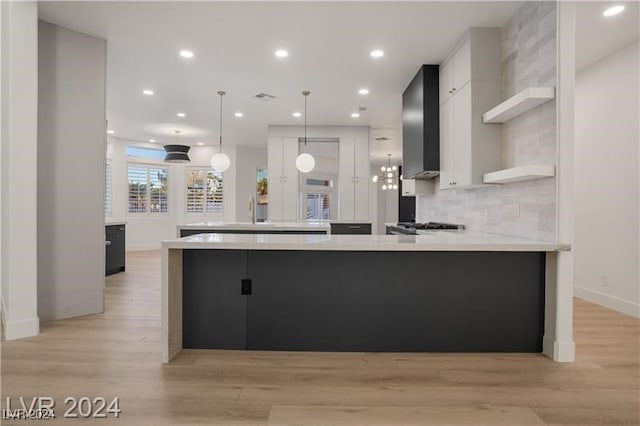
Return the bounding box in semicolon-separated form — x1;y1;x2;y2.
210;90;231;172
372;154;399;190
295;90;315;173
163;130;191;163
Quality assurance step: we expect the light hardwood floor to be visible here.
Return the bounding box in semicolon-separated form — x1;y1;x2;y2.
1;251;638;425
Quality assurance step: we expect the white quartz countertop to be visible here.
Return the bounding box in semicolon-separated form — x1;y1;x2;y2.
163;231;570;252
178;221;332;231
105;221;126;226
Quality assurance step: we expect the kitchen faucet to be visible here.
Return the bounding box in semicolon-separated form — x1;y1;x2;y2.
248;195;256;224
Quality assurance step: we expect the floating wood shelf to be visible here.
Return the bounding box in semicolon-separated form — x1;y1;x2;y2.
483;87;555;123
483;164;555;184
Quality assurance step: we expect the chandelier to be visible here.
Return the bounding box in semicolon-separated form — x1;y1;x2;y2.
372;154;399;190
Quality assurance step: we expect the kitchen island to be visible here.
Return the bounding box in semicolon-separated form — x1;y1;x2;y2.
162;232;572;363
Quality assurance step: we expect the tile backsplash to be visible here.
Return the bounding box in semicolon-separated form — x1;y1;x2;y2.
416;1;557;242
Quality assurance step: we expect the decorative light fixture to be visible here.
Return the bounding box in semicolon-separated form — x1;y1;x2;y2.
210;90;231;172
295;90;315;173
163;130;191;163
371;154;399;190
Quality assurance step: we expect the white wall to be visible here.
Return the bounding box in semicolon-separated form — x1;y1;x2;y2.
415;2;558;242
107;139;239;250
384;187;399;228
234;145;267;222
37;21;107;322
0;1;40;339
574;41;640;318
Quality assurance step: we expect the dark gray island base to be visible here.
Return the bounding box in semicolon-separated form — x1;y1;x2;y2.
182;249;545;353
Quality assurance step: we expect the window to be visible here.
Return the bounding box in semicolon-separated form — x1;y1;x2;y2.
105;161;112;216
185;169;223;215
128;165;168;214
306;193;331;220
303;177;334;220
126;146;166;161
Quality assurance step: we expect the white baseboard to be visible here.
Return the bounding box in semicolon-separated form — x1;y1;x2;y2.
1;295;6;335
574;286;640;318
542;335;576;362
3;316;40;340
38;288;104;322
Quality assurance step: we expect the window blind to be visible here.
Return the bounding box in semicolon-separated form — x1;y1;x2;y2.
186;169;223;215
128;165;168;214
105;161;112;215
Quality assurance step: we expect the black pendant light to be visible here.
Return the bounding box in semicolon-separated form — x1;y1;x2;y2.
164;130;191;163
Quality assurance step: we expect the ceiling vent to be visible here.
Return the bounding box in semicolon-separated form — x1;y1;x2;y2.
375;137;390;142
358;106;367;111
254;92;276;101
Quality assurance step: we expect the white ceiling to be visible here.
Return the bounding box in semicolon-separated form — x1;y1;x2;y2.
576;1;639;71
38;1;638;166
38;1;523;164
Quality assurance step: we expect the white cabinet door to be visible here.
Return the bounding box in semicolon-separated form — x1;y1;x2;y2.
439;59;453;105
267;137;284;221
452;39;471;92
402;179;434;196
451;83;472;187
267;137;299;221
439;98;454;190
353;136;369;220
282;137;299;221
338;137;356;220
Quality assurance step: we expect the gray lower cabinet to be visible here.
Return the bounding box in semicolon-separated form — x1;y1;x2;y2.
105;224;125;275
329;222;372;235
182;249;545;353
182;251;247;349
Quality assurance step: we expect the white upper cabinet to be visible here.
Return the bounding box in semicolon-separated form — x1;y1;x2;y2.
267;137;299;221
452;39;471;90
267;127;370;222
439;38;471;105
401;178;434;197
339;136;369;220
439;28;503;190
439;59;454;105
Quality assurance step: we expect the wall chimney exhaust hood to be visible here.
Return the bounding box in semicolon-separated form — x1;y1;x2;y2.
402;65;440;179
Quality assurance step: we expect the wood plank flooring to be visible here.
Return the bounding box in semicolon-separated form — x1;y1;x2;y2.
1;251;638;425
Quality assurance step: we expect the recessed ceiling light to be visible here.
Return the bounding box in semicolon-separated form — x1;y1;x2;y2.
292;112;302;118
370;49;384;58
234;112;243;118
177;112;186;118
197;142;204;146
149;139;156;143
603;5;625;16
358;88;370;95
179;50;194;58
351;113;360;118
275;49;289;58
143;89;154;96
106;130;115;134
